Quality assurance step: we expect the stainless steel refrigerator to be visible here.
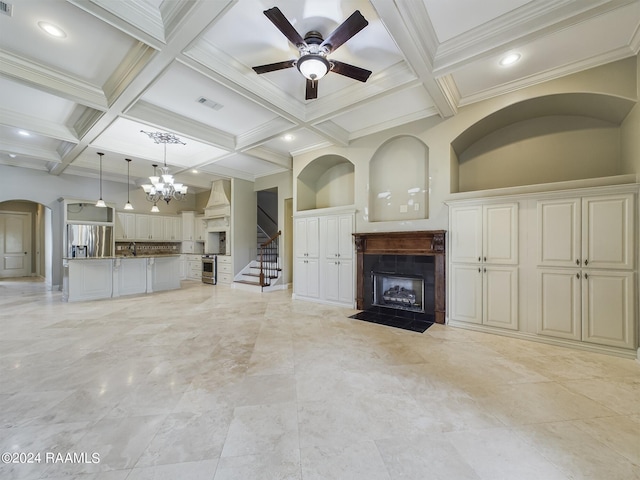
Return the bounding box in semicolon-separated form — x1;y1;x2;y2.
67;224;113;258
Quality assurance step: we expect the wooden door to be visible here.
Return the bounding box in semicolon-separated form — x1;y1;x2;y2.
0;212;31;278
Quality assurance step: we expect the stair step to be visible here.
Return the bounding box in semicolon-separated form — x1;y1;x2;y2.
235;279;269;287
244;272;278;279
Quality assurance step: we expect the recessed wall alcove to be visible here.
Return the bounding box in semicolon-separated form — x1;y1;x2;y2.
369;136;429;222
451;93;636;193
297;155;354;211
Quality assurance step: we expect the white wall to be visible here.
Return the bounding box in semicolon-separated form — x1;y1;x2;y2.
231;178;257;275
293;56;639;235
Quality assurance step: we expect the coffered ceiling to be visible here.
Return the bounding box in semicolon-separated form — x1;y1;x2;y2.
0;0;638;191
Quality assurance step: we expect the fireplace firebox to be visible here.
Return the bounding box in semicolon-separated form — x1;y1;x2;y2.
353;231;446;324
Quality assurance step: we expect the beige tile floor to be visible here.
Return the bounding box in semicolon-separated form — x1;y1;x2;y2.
0;277;638;480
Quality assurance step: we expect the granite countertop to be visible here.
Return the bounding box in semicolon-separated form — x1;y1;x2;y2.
65;254;181;260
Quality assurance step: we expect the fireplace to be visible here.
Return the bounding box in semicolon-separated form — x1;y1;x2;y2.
353;231;446;324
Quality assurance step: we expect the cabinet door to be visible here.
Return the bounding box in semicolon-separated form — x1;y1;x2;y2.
295;257;319;298
135;215;150;240
115;212;127;240
450;206;482;263
338;259;354;305
324;259;340;302
582;194;634;270
324;216;340;259
483;203;518;264
537;269;581;340
150;216;164;240
449;264;482;324
182;212;194;241
295;217;319;258
537;198;581;267
582;271;635;349
483;266;518;330
195;215;205;241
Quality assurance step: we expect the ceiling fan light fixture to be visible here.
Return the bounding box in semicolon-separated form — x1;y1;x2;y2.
297;55;329;81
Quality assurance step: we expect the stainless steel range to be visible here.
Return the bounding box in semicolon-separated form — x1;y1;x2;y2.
201;254;217;285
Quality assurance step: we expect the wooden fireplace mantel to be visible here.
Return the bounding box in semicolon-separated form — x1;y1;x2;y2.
352;230;446;324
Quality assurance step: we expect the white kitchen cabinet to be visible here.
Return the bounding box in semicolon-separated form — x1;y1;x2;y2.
294;217;319;259
136;214;164;240
116;257;147;296
186;254;202;281
217;255;232;284
194;215;206;241
115;212;136;240
164;216;181;241
449;201;519;330
182;211;195;241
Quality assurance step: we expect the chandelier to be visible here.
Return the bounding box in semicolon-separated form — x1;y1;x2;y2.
140;130;188;208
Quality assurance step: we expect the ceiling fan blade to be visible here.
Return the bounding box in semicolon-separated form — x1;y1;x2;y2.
330;60;372;82
320;10;368;53
263;7;306;48
305;79;318;100
252;60;296;75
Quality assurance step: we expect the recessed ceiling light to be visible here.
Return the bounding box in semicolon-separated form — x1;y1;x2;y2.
18;130;30;136
283;134;294;141
191;169;198;174
8;154;17;158
499;53;521;67
38;21;66;38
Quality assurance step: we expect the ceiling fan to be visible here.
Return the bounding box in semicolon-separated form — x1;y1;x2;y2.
252;7;372;100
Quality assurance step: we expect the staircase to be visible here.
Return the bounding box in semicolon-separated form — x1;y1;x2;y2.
233;230;283;293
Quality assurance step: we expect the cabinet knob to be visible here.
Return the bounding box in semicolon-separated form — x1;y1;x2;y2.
478;268;481;273
576;273;580;279
483;268;486;273
584;273;589;279
584;259;588;266
484;256;487;262
478;257;481;262
576;259;580;265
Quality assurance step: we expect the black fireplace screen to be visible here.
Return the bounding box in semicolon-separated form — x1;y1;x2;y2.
373;273;424;313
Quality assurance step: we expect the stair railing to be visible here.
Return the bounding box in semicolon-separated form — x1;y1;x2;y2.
259;230;281;286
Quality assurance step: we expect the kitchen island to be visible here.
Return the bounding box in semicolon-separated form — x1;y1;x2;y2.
62;255;181;302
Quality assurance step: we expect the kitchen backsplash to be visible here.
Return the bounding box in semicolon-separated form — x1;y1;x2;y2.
115;242;181;255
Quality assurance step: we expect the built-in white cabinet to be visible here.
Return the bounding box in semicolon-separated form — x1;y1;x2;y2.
449;202;519;330
115;212;136;240
185;254;202;281
182;212;195;241
294;210;355;306
321;214;354;305
536;192;635;349
294;216;320;299
135;214;164;240
448;183;638;357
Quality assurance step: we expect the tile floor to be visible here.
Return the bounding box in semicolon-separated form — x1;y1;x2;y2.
0;277;638;480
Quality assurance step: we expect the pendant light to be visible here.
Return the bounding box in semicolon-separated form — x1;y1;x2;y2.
95;152;106;208
124;158;134;210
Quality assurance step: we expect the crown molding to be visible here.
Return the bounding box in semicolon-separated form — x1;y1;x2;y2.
103;42;155;105
435;74;461;114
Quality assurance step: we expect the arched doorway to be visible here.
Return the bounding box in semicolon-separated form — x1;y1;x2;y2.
0;200;53;289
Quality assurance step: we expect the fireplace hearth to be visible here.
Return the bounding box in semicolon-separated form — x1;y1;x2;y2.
353;231;446;324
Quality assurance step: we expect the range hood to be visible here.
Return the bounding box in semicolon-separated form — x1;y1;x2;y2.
204;179;231;218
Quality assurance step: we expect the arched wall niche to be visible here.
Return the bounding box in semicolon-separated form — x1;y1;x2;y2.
296;154;354;211
368;135;429;222
452;93;636;192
